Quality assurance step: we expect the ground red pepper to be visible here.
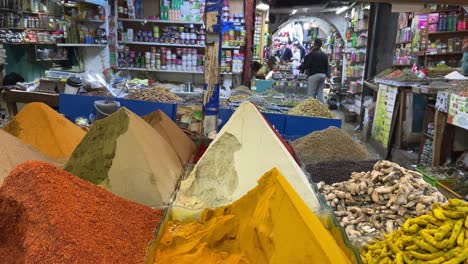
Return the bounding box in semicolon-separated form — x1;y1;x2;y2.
0;161;164;264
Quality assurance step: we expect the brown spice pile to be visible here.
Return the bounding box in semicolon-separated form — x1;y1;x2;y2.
287;98;334;118
0;161;164;264
291;126;369;166
0;130;54;185
125;86;182;103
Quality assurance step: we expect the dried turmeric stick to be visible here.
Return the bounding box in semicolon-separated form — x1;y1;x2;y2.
408;251;445;261
465;215;468;229
395;253;404;264
434;222;454;240
443;210;466;219
438;242;468;264
386;240;401;254
433;207;449;221
409;224;420;234
457;227;465;247
422;231;446;249
447;219;464;248
414;239;438;253
449;199;468;208
405;245;419;251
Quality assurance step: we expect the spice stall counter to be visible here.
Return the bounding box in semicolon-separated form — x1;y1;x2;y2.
58;94;177;122
2;89;59;116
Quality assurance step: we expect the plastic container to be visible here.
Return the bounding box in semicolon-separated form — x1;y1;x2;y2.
64;77;82;95
94;100;121;120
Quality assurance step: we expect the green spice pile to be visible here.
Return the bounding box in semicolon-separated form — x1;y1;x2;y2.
375;69;394;78
125;86;182;103
392;70;422;82
291;126;369;165
65;107;183;207
64;107;130;185
287;98;334;118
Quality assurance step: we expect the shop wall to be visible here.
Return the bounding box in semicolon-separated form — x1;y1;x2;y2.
5;46;49;82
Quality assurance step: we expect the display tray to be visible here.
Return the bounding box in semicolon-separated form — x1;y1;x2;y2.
374;77;429;87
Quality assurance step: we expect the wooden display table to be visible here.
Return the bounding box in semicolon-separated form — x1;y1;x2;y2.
2;89;59;116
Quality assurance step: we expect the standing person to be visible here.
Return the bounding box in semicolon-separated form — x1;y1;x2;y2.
291;45;301;75
281;41;293;62
294;41;306;61
299;39;330;103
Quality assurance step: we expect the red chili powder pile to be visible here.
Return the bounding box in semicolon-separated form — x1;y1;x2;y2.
0;161;164;264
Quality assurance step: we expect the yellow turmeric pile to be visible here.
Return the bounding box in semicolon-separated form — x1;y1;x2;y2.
361;199;468;264
153;168;352;264
3;103;85;158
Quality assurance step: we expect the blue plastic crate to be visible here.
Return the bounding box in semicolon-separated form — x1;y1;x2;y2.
218;108;233;131
284;115;342;139
263;112;286;135
59;94;177;122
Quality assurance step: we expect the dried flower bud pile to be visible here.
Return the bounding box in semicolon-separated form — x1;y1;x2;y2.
318;160;446;247
287;98;334;118
125;86;182;103
361;199;468;264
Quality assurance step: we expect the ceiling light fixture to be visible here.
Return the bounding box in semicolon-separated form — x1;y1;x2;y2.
291;9;297;15
336;6;348;15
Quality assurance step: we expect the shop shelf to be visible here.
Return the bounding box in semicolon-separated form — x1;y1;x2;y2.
36;58;68;61
0;27;60;31
57;43;107;47
116;67;203;74
0;8;61;16
75;19;105;23
428;30;468;35
425;51;463;56
396;41;412;45
222;46;242;49
120;41;205;48
117;18;203;25
393;64;413;67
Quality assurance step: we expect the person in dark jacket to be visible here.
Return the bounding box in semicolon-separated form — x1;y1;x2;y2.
299;39;330;103
294;41;306;61
281;41;293;62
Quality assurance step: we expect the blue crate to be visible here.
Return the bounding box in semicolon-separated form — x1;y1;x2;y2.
218;108;233;131
284;115;342;139
263;112;286;135
59;94;177;122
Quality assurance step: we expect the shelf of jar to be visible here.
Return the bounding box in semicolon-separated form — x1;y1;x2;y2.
0;8;61;16
1;42;56;45
119;41;205;48
117;18;204;25
36;58;68;61
425;51;463;56
116;67;203;74
57;43;107;47
222;46;242;49
0;27;60;31
428;30;468;35
75;19;106;23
